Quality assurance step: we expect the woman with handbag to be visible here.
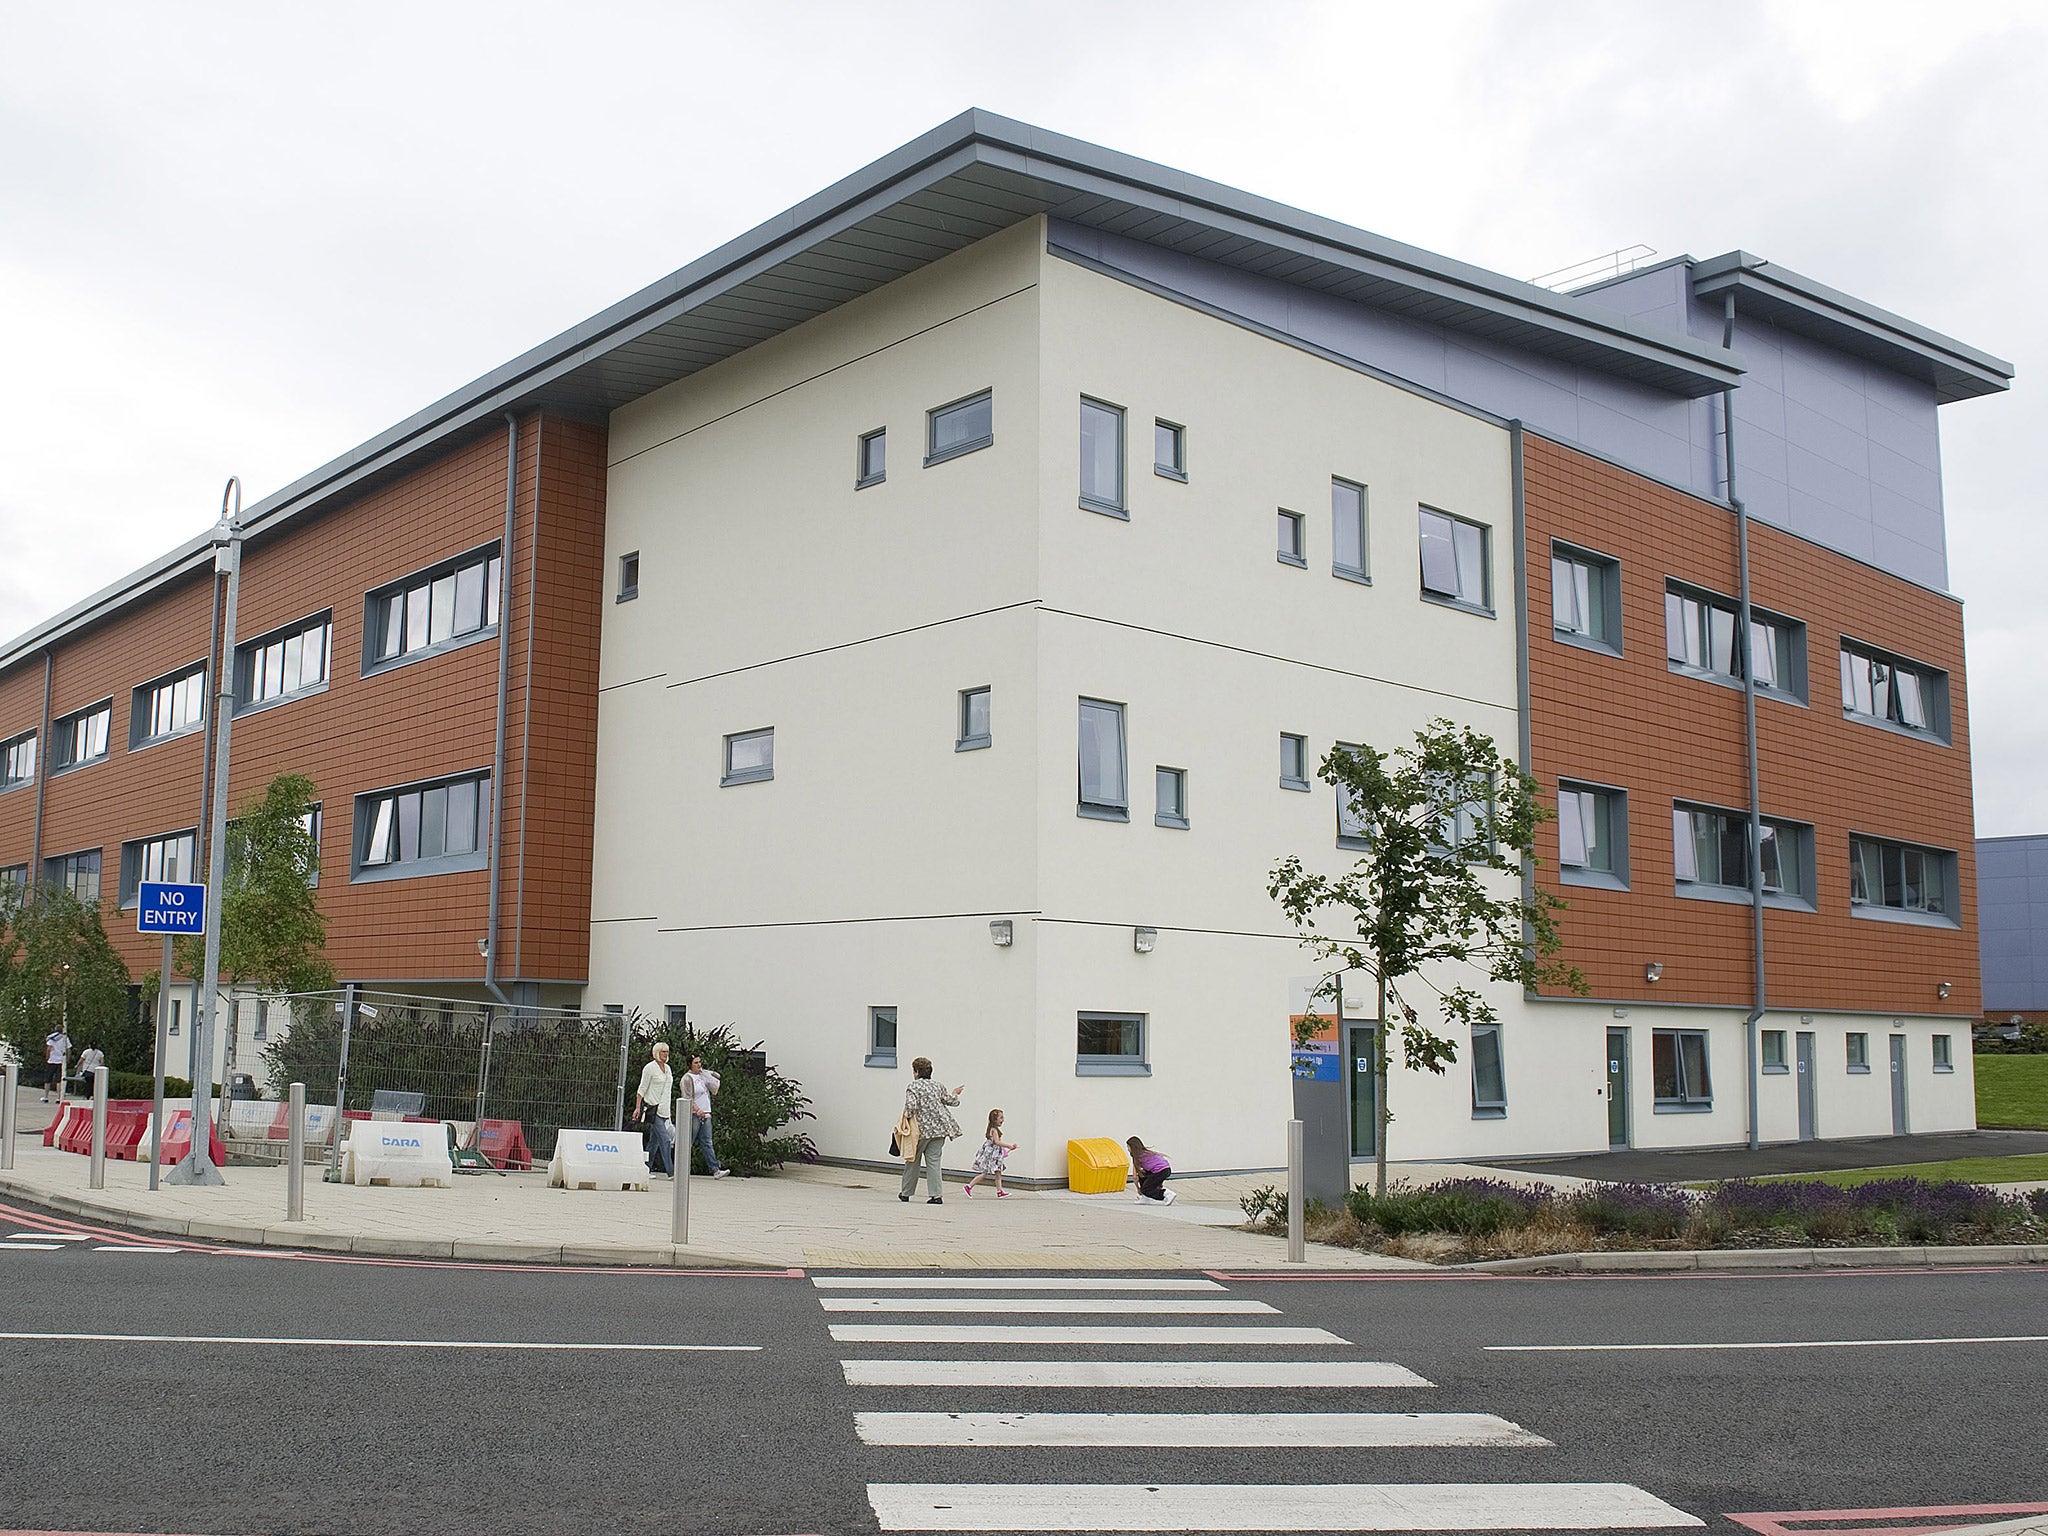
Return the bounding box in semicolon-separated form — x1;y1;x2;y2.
897;1056;963;1204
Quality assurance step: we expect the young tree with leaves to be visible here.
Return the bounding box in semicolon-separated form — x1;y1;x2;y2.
0;882;134;1074
1268;718;1585;1195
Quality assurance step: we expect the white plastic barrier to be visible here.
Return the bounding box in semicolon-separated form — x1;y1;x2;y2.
348;1122;455;1188
549;1128;650;1192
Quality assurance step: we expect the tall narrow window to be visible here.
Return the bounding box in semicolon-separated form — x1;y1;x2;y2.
1334;743;1368;848
867;1006;898;1069
722;728;775;786
1552;543;1621;652
617;552;640;602
236;613;332;711
857;428;887;488
1557;781;1628;889
1079;397;1126;516
1846;1032;1871;1072
1280;733;1310;792
1154;420;1186;481
1470;1023;1506;1115
957;687;992;752
1077;699;1128;821
1418;507;1490;611
354;772;492;882
1761;1030;1789;1072
1932;1034;1954;1072
365;544;501;670
1840;641;1948;740
1332;478;1368;581
51;702;111;771
0;731;35;791
926;390;993;466
1155;767;1189;830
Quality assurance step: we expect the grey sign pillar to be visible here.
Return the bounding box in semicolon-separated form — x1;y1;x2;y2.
1290;974;1352;1209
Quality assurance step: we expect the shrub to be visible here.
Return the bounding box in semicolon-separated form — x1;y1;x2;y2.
1349;1178;1549;1237
1239;1185;1287;1227
107;1072;192;1100
639;1020;817;1175
1561;1183;1691;1240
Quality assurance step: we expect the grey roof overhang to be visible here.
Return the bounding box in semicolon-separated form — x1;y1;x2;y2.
3;109;1744;673
1693;251;2014;404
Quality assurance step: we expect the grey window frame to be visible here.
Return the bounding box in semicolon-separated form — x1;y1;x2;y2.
1932;1034;1954;1072
50;700;113;774
234;611;333;716
925;388;993;467
1077;698;1128;822
130;663;209;750
0;864;26;892
1076;1011;1149;1077
1280;733;1311;792
664;1004;688;1027
1276;509;1307;568
1417;505;1493;616
362;541;502;676
1761;1029;1789;1073
0;730;35;793
118;828;198;909
1557;779;1630;891
722;727;776;787
1848;832;1959;927
957;687;992;752
1839;638;1950;744
1651;1027;1713;1111
617;552;640;603
1154;766;1189;830
1331;477;1370;584
856;427;887;489
1846;1032;1871;1073
1334;742;1369;850
1470;1021;1507;1117
1154;419;1187;482
44;848;102;905
1078;396;1127;518
866;1005;898;1069
1665;580;1806;703
1673;801;1816;911
351;770;493;884
1551;541;1622;654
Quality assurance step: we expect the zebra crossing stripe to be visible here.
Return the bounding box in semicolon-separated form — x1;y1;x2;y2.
819;1296;1277;1315
812;1276;1227;1292
839;1360;1433;1388
0;1243;64;1252
866;1481;1705;1531
9;1232;90;1241
93;1246;181;1254
855;1411;1549;1447
830;1324;1345;1346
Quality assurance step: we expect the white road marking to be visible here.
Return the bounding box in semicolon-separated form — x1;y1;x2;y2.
855;1411;1548;1448
0;1242;64;1251
840;1359;1434;1388
820;1296;1276;1315
0;1331;761;1351
9;1232;89;1241
829;1324;1346;1346
1488;1334;2048;1354
93;1245;182;1254
812;1275;1227;1292
867;1482;1705;1531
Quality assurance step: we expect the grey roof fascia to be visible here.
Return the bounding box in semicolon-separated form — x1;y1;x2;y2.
0;532;219;674
1692;250;2013;403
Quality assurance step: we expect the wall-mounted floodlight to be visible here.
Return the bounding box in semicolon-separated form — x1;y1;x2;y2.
1133;927;1157;955
1643;962;1663;984
989;920;1013;947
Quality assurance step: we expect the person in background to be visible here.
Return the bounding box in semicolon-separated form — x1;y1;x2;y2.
1127;1135;1175;1205
898;1056;962;1204
633;1041;675;1177
42;1027;71;1104
683;1053;730;1178
964;1108;1017;1199
74;1044;106;1094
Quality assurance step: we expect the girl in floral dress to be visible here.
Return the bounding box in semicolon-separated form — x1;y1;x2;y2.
964;1109;1017;1198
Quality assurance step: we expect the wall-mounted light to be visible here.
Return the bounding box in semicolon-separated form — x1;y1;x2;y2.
1133;926;1157;955
1612;1007;1628;1020
1644;962;1663;984
1936;981;1952;1000
989;919;1013;948
1801;1014;1814;1025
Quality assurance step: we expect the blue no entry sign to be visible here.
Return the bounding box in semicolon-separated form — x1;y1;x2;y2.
137;881;208;934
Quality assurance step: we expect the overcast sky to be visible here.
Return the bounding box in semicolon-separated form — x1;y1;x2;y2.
2;1;2041;832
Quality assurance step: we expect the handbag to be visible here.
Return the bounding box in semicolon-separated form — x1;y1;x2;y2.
890;1110;919;1161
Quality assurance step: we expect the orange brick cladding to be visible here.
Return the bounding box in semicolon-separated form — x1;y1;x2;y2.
0;412;607;987
1522;433;1979;1018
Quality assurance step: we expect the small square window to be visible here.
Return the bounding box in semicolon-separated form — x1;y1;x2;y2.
1418;507;1491;612
927;390;993;466
957;687;991;752
1552;543;1623;653
617;551;640;603
1079;397;1126;517
1277;510;1306;568
722;728;775;786
1932;1034;1953;1072
1652;1028;1712;1109
1846;1032;1870;1072
1154;420;1187;482
1155;766;1189;829
866;1006;898;1069
1280;733;1310;792
1762;1030;1789;1072
857;428;887;488
1557;780;1629;891
1332;478;1369;582
1077;1011;1148;1076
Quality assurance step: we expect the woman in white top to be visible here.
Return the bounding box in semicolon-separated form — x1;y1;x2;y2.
633;1042;676;1177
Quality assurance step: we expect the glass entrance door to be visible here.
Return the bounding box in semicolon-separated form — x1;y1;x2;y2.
1606;1028;1629;1147
1349;1024;1378;1158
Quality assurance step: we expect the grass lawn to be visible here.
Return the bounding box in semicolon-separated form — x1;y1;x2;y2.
1758;1153;2048;1188
1975;1054;2048;1129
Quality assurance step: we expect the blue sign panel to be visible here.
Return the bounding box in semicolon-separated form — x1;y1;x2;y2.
1290;1043;1340;1082
137;881;208;934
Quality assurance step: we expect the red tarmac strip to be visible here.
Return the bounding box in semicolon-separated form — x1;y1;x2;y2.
1726;1500;2048;1536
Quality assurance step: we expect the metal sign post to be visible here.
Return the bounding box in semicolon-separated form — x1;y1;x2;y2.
89;1066;109;1190
138;883;206;1189
150;935;171;1190
1286;1118;1306;1264
0;1060;17;1170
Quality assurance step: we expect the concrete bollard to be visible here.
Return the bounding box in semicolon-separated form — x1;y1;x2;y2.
1286;1117;1305;1264
89;1066;110;1190
0;1060;16;1171
286;1082;306;1222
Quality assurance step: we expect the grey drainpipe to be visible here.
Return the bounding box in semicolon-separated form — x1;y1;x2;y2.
483;412;518;1009
30;650;51;873
1723;292;1765;1153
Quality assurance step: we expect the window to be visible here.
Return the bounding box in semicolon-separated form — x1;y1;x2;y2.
253;1000;269;1043
617;552;640;602
1154;420;1186;481
1155;767;1189;830
1933;1034;1954;1072
957;688;991;752
119;830;197;907
1077;699;1128;821
1673;803;1814;907
1079;397;1126;516
0;864;27;893
0;731;34;791
866;1006;898;1069
44;849;102;905
51;701;112;771
857;428;886;488
1652;1028;1712;1109
1077;1011;1148;1076
1280;733;1310;792
1665;582;1805;699
664;1005;688;1028
1335;743;1368;849
365;544;501;670
1433;786;1493;861
1331;478;1368;582
1277;509;1306;568
353;771;492;882
169;999;181;1037
1846;1032;1870;1073
1552;543;1621;652
1849;834;1956;923
1762;1029;1789;1073
1840;641;1948;741
1470;1023;1506;1116
229;806;322;888
926;389;993;466
722;728;775;787
1557;781;1628;890
1418;507;1491;612
131;665;207;748
236;613;331;711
